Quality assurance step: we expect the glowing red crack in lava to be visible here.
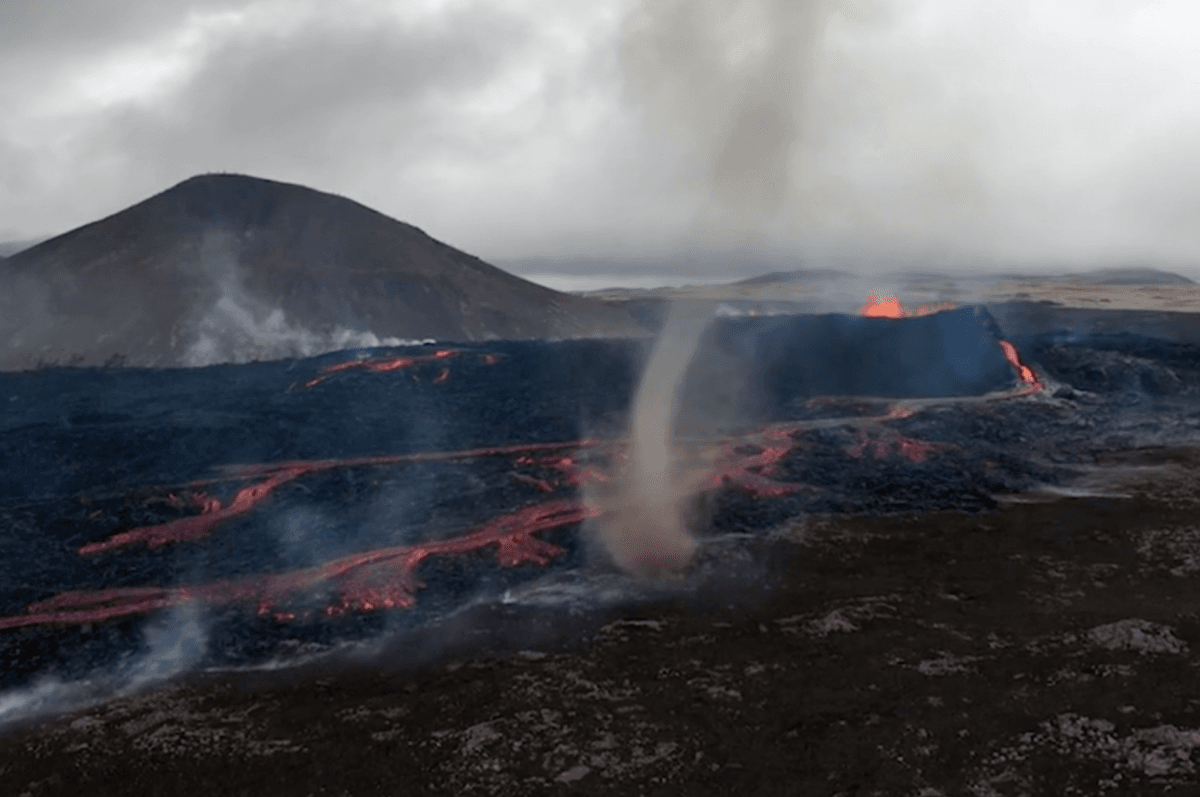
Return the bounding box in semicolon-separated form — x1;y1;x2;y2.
79;464;319;556
845;429;939;463
698;427;817;497
5;311;1045;631
512;453;610;491
300;349;464;388
858;292;955;319
7;418;867;629
856;293;1043;397
998;339;1044;396
0;500;598;630
78;441;606;556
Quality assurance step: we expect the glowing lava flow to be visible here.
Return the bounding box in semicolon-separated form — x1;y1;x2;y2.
78;441;605;556
698;426;817;497
998;340;1044;395
0;415;854;630
512;453;609;492
300;349;465;388
2;429;837;629
0;500;598;630
846;429;939;463
858;292;955;319
856;293;1043;397
4;395;963;631
78;464;318;555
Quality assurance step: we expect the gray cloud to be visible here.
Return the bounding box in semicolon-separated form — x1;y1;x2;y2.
1;0;1199;276
1115;127;1200;261
617;0;1015;260
622;0;833;229
0;0;561;244
0;0;243;114
101;4;533;185
0;0;236;59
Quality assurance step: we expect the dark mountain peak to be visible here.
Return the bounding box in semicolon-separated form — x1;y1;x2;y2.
9;173;437;271
0;175;642;370
168;173;345;227
147;173;423;237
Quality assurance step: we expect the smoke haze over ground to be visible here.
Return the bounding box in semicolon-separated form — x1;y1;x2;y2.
181;230;413;367
1;0;1198;275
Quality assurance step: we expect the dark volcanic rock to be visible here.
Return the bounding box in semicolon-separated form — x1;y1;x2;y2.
5;451;1200;796
0;174;642;370
4;309;1200;794
989;300;1200;348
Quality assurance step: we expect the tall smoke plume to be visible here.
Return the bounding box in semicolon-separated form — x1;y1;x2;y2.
593;0;835;576
621;0;833;234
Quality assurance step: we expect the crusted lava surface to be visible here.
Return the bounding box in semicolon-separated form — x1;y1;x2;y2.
5;454;1200;796
4;306;1200;795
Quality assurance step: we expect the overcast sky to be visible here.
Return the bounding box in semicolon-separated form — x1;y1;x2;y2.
1;0;1198;277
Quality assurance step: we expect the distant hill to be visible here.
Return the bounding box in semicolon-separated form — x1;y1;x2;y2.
732;266;1195;288
730;269;850;286
0;175;642;370
1053;268;1195;286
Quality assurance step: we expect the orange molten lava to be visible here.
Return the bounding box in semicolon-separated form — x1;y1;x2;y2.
998;340;1044;395
300;349;476;388
859;292;910;318
855;293;1041;397
0;499;598;630
3;426;835;629
858;292;955;319
6;394;968;632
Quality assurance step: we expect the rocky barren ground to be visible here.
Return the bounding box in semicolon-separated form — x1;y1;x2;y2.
4;445;1200;796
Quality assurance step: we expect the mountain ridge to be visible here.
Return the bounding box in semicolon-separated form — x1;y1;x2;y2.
0;174;643;370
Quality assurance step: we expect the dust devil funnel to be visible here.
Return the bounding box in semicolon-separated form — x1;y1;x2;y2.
596;301;713;577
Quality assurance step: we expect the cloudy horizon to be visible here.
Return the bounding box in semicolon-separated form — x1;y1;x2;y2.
2;0;1199;280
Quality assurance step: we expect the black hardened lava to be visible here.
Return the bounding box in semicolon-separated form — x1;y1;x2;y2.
2;304;1198;711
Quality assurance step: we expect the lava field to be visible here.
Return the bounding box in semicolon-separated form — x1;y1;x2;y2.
4;303;1200;795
